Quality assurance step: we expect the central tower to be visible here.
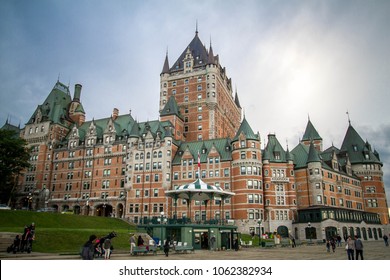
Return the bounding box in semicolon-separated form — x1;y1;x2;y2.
159;29;242;141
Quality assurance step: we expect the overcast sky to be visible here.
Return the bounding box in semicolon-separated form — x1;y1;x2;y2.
1;0;390;204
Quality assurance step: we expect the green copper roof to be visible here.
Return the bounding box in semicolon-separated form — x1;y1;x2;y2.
68;112;174;142
340;124;381;165
27;81;72;125
263;134;288;163
160;96;183;120
291;143;310;169
172;138;232;165
1;120;21;137
302;120;322;141
307;141;321;163
74;103;85;114
233;117;258;142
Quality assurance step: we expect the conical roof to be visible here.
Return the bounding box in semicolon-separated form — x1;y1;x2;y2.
307;141;321;163
302;120;322;141
340;124;381;164
233;117;257;141
160;96;183;120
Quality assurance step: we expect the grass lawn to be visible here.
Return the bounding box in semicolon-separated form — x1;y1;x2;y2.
0;210;136;254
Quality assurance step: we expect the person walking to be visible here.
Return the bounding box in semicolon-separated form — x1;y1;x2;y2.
163;239;170;257
346;236;355;260
129;234;136;255
336;235;342;247
103;238;111;259
383;235;389;246
326;240;331;252
330;238;336;253
354;235;364;260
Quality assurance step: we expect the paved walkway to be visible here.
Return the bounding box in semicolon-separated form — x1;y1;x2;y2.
1;241;389;260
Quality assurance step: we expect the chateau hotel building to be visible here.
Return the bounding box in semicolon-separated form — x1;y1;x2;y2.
7;29;389;241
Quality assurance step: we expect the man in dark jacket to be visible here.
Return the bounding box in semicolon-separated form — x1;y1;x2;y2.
354;235;364;260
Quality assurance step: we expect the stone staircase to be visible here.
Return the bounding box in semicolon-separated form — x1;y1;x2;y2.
0;232;20;252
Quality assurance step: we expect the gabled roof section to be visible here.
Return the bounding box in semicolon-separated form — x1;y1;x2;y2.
172;138;232;165
160;96;183;120
27;81;72;125
340;124;381;164
302;119;322;141
263;134;287;163
170;31;210;72
291;143;310;169
321;145;340;162
1;119;21;137
233;117;258;141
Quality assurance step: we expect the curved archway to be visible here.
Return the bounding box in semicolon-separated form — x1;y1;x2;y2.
95;204;113;217
325;226;337;240
277;226;289;238
355;227;361;238
349;227;355;237
342;226;348;239
116;203;124;218
373;228;378;240
362;227;367;240
74;205;81;215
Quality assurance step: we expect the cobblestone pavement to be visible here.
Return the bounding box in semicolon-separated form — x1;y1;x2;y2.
1;241;389;260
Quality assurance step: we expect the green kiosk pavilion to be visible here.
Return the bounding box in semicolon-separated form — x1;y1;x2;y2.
138;178;238;250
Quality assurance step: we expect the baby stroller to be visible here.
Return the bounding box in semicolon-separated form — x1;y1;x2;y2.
7;235;21;254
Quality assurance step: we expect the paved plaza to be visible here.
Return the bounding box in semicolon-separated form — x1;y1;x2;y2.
1;240;389;260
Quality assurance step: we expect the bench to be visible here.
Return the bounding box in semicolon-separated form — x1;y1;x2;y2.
316;240;325;245
264;242;276;248
174;245;194;253
280;239;291;247
131;246;157;256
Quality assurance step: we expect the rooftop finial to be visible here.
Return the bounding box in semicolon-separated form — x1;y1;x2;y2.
346;110;351;125
196;20;198;35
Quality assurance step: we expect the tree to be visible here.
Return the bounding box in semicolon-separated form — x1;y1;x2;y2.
0;129;31;204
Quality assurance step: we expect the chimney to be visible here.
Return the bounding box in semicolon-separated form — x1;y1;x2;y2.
113;108;119;120
74;84;82;101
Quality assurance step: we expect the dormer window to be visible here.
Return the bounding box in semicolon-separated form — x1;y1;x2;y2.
353;145;358;152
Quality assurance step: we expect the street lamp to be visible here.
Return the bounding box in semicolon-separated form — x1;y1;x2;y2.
258;219;262;246
308;222;312;242
27;193;32;210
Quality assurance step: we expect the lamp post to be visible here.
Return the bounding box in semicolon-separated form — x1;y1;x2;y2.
103;201;107;217
27;193;32;210
258;219;262;246
157;212;166;241
308;222;312;242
